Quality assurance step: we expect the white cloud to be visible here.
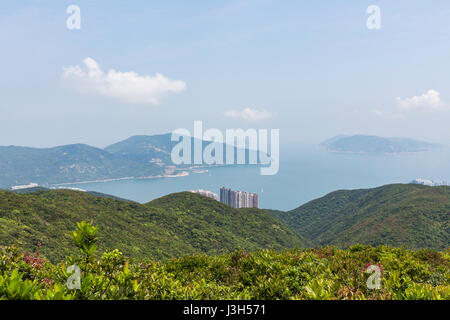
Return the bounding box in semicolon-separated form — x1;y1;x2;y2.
62;57;186;105
224;108;273;121
396;89;447;112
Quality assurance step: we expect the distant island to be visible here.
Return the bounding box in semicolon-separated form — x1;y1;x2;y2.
0;134;258;189
0;135;171;189
320;135;442;154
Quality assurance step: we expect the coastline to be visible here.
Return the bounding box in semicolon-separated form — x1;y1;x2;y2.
53;170;197;187
12;163;262;189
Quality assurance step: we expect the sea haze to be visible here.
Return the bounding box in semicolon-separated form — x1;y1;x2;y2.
56;144;450;211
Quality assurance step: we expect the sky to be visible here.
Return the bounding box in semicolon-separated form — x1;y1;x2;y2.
1;0;450;148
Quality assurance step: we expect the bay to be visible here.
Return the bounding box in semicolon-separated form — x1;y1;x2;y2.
57;144;450;211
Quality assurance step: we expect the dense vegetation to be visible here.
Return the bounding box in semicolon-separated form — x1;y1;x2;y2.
270;184;450;250
0;221;448;300
0;190;306;262
320;135;440;154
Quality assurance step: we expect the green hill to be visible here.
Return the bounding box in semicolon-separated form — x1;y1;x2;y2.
0;190;307;262
270;184;450;250
0;144;164;188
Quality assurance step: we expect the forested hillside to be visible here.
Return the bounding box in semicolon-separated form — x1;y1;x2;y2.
270;184;450;250
0;144;164;188
0;190;306;262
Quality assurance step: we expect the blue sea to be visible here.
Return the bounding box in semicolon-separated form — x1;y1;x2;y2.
57;144;450;211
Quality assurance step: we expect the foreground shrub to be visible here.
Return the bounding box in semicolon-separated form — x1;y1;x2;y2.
0;222;448;300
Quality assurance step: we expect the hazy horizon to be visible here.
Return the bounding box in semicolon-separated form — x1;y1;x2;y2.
0;132;447;151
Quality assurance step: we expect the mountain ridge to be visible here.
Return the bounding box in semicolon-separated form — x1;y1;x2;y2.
269;183;449;250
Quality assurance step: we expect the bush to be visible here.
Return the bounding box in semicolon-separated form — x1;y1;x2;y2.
0;222;448;300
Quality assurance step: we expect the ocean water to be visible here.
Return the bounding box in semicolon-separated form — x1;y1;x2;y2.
57;145;450;211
